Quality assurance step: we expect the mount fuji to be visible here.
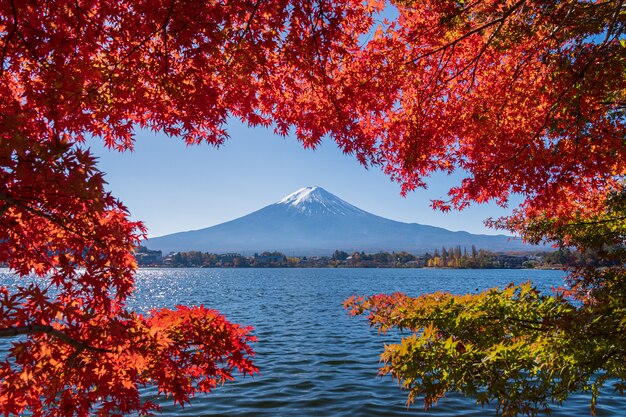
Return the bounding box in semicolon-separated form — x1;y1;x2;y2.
145;186;530;255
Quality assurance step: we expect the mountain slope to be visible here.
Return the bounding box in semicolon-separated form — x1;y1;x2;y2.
145;187;529;255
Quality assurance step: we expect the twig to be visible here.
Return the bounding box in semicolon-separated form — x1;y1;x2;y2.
0;324;111;353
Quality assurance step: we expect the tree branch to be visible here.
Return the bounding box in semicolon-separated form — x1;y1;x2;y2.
405;0;526;66
0;324;111;353
0;190;93;242
0;203;11;217
0;1;18;77
84;0;178;99
225;0;261;67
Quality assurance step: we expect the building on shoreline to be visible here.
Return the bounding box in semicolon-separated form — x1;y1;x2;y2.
134;246;163;266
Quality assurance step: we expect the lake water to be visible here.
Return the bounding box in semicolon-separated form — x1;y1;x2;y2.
2;268;625;416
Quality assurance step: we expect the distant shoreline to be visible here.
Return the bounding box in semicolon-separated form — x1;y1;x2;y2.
135;247;577;269
135;265;567;271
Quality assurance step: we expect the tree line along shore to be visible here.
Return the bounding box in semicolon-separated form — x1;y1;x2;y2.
134;245;606;270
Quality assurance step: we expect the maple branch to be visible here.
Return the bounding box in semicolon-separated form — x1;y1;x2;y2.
0;218;63;274
8;0;48;71
0;203;11;217
482;34;616;185
0;3;18;77
561;215;626;227
0;324;111;353
161;0;177;76
545;0;586;41
405;0;526;66
225;0;261;67
479;143;531;186
85;0;178;100
309;0;355;152
424;0;524;94
418;44;455;102
0;190;93;242
599;100;626;108
401;0;483;48
358;0;511;93
73;1;114;41
485;315;559;333
493;48;536;122
602;0;624;45
462;13;510;92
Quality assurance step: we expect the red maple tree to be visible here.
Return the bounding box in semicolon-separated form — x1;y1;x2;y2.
0;0;388;414
341;1;625;414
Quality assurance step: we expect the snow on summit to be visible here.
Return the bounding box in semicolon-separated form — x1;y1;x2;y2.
276;186;366;216
277;186;322;205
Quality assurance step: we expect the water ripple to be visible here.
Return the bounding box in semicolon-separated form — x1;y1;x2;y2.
2;268;623;416
126;268;624;416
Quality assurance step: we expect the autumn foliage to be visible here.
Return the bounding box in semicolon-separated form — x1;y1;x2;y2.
345;274;626;415
0;303;256;415
0;138;258;415
342;0;626;414
0;0;624;415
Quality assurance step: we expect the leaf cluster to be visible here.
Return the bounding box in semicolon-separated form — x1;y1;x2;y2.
345;280;626;416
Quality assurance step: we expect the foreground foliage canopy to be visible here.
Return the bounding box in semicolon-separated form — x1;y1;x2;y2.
343;0;626;415
0;0;624;415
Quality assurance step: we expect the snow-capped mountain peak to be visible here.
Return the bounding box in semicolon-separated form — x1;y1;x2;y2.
277;186;322;205
276;186;367;216
145;185;529;255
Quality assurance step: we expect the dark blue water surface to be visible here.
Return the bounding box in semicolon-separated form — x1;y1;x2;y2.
2;268;625;416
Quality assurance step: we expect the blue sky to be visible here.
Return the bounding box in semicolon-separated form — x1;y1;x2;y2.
88;120;519;238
